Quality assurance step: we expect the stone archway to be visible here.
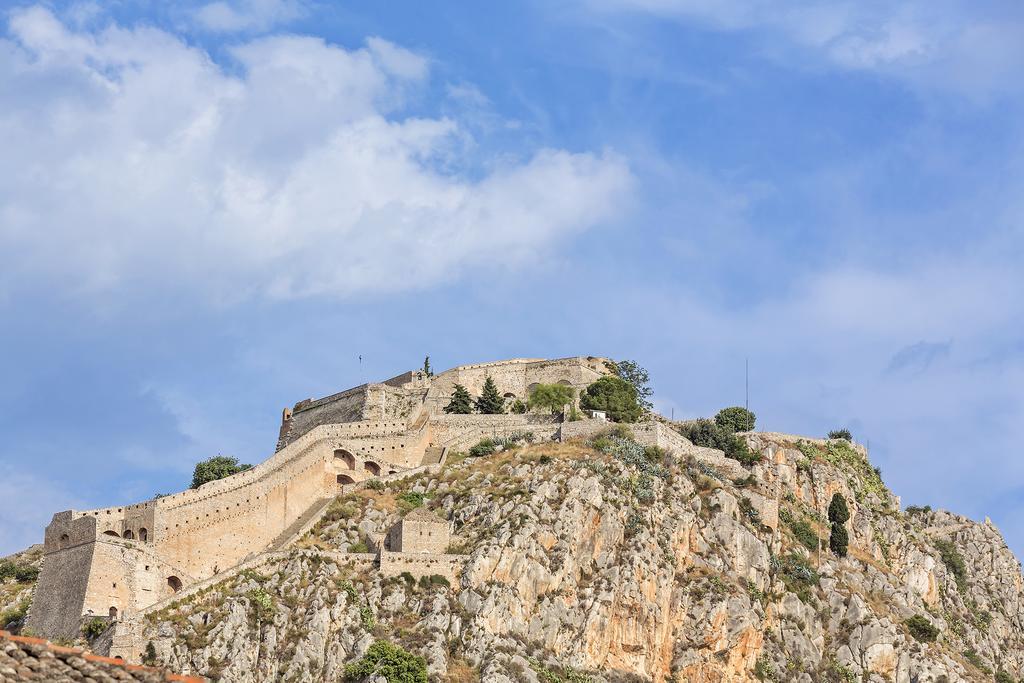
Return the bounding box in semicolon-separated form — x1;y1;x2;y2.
102;530;120;538
167;576;182;594
58;533;69;549
139;528;148;542
109;606;118;620
334;449;356;470
363;461;381;476
123;530;135;540
337;474;355;485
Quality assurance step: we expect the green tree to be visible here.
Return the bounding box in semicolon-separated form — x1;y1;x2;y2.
143;641;158;666
528;383;575;414
828;493;850;524
343;640;428;683
191;456;252;489
475;376;505;414
611;359;653;410
422;356;432;377
443;384;473;414
679;419;762;466
828;428;852;441
715;406;756;432
828;493;850;557
580;376;642;423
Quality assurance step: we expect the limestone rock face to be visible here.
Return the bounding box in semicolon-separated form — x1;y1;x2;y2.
132;434;1024;683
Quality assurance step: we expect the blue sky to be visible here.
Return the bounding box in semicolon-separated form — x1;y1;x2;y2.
1;0;1023;559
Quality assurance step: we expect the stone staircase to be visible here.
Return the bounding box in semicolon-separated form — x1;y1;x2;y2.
266;496;336;552
420;446;445;466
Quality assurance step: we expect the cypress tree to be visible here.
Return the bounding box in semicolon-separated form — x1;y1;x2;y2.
444;384;473;414
828;493;850;557
475;376;505;414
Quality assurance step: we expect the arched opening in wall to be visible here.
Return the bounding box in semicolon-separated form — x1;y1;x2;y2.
122;530;135;540
364;461;381;476
167;576;182;594
58;533;69;548
337;474;355;486
503;392;516;398
334;449;356;470
388;470;397;475
109;606;118;620
557;379;572;386
102;530;120;538
139;528;148;542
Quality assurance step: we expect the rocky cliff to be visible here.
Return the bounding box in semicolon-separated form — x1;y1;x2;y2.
114;430;1024;682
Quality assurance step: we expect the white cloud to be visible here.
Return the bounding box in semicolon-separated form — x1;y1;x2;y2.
194;0;305;33
0;6;631;303
582;0;1024;98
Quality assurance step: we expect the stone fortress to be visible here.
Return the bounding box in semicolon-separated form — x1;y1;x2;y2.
27;357;613;646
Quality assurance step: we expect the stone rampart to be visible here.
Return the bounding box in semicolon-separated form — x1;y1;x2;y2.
379;551;465;583
429;414;560;449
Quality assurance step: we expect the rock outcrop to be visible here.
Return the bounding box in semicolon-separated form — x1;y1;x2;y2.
95;432;1024;682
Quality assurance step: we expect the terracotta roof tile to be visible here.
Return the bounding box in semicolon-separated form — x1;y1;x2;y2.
0;630;205;681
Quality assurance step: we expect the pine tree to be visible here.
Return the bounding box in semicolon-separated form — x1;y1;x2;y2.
828;493;850;556
475;376;505;414
444;384;473;414
423;356;432;377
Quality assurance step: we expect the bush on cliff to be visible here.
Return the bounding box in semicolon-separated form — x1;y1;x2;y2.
828;428;853;441
714;406;756;432
475;376;505;414
529;383;576;414
905;615;939;643
191;455;252;489
580;376;642;423
679;418;761;466
444;384;473;414
344;640;428;683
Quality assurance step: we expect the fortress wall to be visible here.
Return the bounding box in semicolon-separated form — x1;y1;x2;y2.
79;539;185;622
26;541;94;640
558;418;609;442
428;414;561;449
424;357;607;414
278;386;369;449
379;551;464;582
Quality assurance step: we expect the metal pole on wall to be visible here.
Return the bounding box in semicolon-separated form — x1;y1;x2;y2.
745;358;749;412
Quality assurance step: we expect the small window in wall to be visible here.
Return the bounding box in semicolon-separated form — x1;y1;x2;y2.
123;530;135;540
109;606;118;620
139;528;148;542
102;530;120;538
59;533;70;547
167;576;182;593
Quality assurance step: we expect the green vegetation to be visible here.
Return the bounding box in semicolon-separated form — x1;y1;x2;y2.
417;574;450;589
443;384;473;414
905;505;932;515
511;399;527;414
248;588;274;621
528;383;576;414
782;512;820;552
714;406;756;432
754;655;775;681
396;491;425;514
349;541;370;553
191;455;252;489
468;438;497;457
475;376;505;414
963;649;991;675
934;539;968;592
679;418;761;466
580;376;642;423
81;617;108;640
143;641;158;666
828;428;852;441
0;600;29;630
904;615;939;642
527;657;594;683
828;493;850;557
343;640;428;683
422;356;432;377
0;561;37;584
772;552;819;602
609;359;653;411
995;669;1015;683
